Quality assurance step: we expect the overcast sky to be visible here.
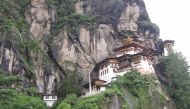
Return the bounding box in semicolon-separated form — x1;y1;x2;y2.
143;0;190;64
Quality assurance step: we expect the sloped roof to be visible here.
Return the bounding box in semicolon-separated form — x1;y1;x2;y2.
163;40;175;44
113;41;147;52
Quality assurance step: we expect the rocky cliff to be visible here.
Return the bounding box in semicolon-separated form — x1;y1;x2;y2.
0;0;164;96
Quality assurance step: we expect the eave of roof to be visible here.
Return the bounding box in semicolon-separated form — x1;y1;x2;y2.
163;40;175;44
113;42;147;52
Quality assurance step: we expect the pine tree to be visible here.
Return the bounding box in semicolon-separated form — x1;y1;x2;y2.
156;52;190;109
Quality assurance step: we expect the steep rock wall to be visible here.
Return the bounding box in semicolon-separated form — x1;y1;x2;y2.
0;0;163;95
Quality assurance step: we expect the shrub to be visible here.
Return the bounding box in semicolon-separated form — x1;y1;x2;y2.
0;89;48;109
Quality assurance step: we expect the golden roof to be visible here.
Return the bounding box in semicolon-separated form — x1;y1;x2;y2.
122;37;133;45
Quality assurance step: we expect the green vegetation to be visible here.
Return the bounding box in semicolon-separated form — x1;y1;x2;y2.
0;1;50;108
54;71;164;109
57;61;82;97
0;71;21;87
0;89;47;109
49;0;97;35
111;71;154;109
0;70;47;109
156;52;190;109
0;74;21;86
0;0;50;79
0;0;29;32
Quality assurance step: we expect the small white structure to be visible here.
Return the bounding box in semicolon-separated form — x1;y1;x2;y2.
43;95;57;107
83;85;106;97
82;79;106;97
163;40;174;56
98;58;119;84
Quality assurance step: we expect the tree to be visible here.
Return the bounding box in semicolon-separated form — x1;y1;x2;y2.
156;52;190;109
57;61;82;97
0;89;47;109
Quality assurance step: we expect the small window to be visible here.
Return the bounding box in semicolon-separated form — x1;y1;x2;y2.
45;96;49;99
52;96;56;99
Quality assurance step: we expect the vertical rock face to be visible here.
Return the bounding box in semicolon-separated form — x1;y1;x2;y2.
25;0;56;94
0;0;163;95
26;0;47;93
28;0;51;39
117;3;140;32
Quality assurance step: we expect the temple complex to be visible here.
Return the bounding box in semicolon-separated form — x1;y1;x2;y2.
82;37;174;97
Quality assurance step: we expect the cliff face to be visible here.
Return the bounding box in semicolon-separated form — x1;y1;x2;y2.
0;0;163;95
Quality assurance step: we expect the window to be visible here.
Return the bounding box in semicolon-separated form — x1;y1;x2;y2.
113;69;116;72
132;57;141;64
52;96;56;99
45;96;49;99
97;87;100;91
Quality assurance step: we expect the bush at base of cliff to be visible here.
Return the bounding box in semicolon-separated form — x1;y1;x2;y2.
57;61;83;98
0;89;48;109
54;71;169;109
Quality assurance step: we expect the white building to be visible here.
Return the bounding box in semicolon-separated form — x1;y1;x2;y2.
163;40;175;56
82;37;172;97
98;58;119;84
114;38;144;57
82;79;106;97
43;95;57;107
129;53;155;75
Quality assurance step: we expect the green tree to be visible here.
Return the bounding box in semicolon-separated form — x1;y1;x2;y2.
156;52;190;109
58;61;82;97
48;0;96;34
0;89;47;109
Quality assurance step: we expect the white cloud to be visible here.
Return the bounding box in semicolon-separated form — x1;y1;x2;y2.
144;0;190;63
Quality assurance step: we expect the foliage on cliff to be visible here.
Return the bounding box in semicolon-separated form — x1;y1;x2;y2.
0;89;47;109
49;0;96;35
0;71;47;109
156;52;190;109
0;0;29;32
54;71;167;109
57;61;83;97
0;0;50;80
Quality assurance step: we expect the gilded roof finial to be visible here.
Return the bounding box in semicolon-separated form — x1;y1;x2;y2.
122;37;133;45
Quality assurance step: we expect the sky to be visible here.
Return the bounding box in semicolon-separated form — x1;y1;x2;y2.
143;0;190;64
